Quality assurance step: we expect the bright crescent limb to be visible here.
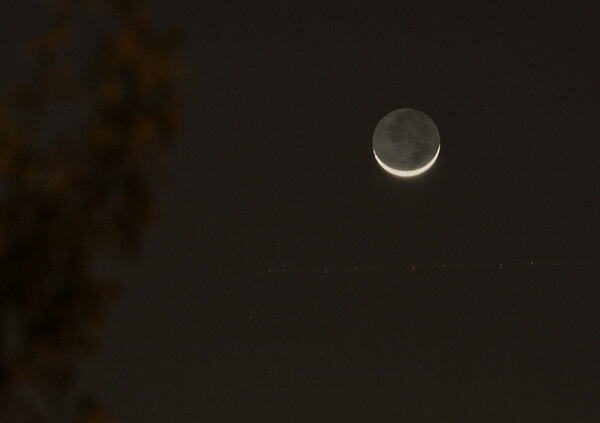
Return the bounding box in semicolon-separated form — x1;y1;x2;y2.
373;145;440;177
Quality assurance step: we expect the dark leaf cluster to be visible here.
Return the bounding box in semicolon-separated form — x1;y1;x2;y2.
0;1;186;421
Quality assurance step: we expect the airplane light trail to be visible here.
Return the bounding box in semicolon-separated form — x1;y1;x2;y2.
261;259;592;275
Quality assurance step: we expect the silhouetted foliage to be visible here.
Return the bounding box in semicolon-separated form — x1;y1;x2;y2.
0;1;185;421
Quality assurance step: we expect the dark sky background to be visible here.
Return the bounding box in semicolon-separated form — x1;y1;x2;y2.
3;1;599;421
181;1;598;268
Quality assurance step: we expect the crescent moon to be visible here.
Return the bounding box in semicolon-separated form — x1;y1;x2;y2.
373;144;440;177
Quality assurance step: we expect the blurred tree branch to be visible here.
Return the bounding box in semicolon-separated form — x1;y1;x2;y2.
0;1;186;421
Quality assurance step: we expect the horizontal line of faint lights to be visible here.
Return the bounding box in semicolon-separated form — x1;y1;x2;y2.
262;260;581;274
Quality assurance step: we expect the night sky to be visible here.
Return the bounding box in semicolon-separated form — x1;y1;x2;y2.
185;1;598;267
3;1;599;421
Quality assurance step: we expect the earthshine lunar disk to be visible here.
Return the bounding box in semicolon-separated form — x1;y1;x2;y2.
372;108;440;177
